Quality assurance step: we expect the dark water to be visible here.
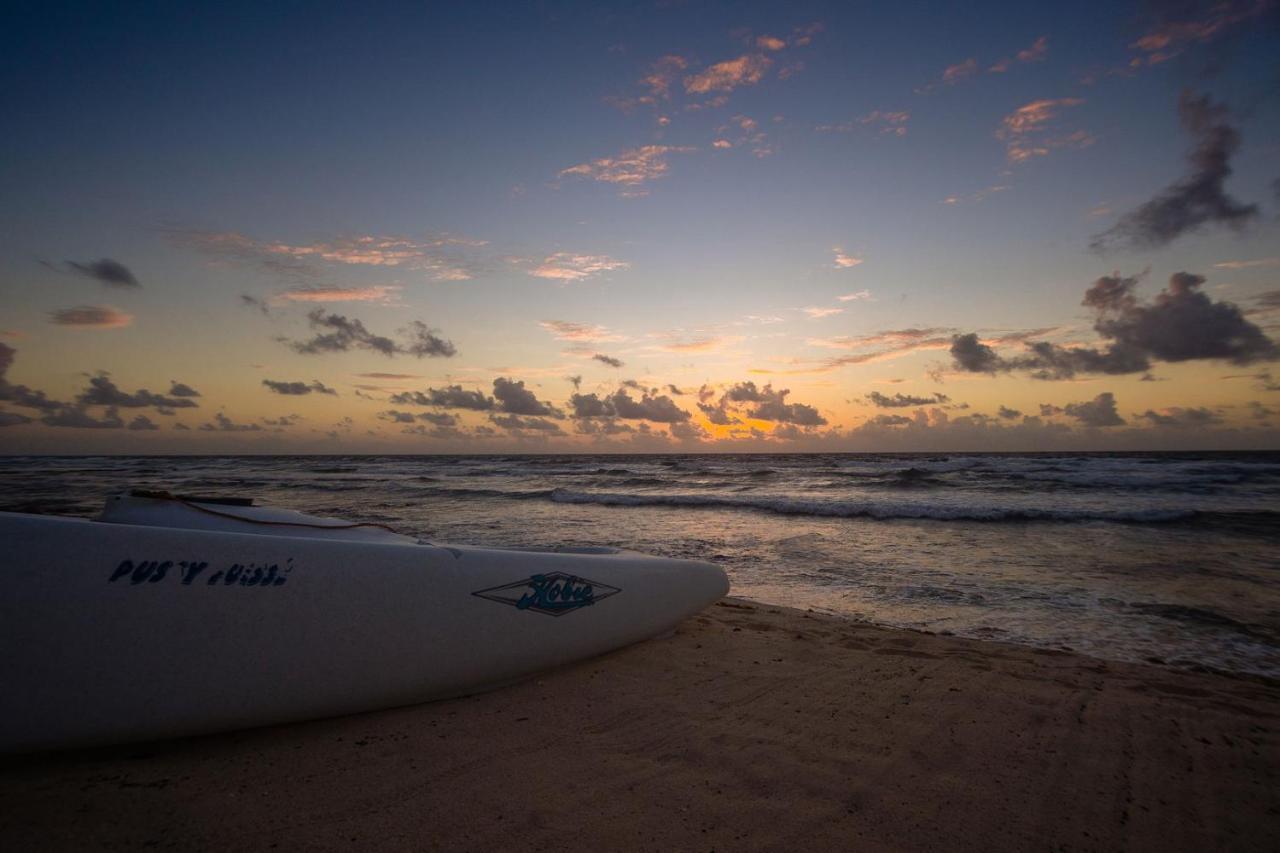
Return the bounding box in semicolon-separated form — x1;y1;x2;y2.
3;453;1279;677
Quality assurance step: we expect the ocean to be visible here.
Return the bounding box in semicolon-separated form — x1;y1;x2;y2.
3;452;1278;678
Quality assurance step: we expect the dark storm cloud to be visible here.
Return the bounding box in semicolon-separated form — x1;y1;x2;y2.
950;271;1277;379
0;410;32;427
127;414;160;430
1061;392;1125;427
378;410;416;423
592;353;624;368
1089;272;1275;364
0;343;64;413
697;400;738;425
489;413;566;434
389;385;495;409
64;259;140;287
866;391;950;408
77;374;200;409
262;379;338;396
569;387;691;423
666;384;687;396
566;374;582;390
401;320;457;358
997;406;1022;420
698;381;826;427
569;392;614;418
168;382;200;397
1138;407;1222;427
416;411;457;427
493;377;559;416
41;406;125;429
609;389;690;423
1092;91;1258;251
289;310;455;358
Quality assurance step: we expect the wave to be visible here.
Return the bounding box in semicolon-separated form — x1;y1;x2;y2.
543;489;1207;523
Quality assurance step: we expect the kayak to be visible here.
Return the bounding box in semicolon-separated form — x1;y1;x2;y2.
0;492;729;752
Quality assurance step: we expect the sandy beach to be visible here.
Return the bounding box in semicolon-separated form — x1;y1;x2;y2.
2;598;1277;852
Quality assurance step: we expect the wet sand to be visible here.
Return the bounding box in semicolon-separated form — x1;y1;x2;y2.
2;599;1277;852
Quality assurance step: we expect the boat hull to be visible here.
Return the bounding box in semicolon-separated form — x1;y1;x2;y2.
0;513;728;752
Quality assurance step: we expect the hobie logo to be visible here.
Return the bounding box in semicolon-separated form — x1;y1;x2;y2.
472;572;620;617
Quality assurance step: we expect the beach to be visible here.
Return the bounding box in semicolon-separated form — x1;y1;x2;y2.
3;599;1277;852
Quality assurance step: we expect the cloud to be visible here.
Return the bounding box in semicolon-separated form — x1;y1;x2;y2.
1138;406;1222;427
489;413;565;434
76;374;199;410
1092;91;1258;250
127;414;159;431
756;35;786;51
275;285;402;304
1016;36;1049;63
529;253;629;281
0;344;63;412
241;294;271;314
818;111;911;137
997;406;1022;420
951;271;1277;378
64;259;140;288
1129;1;1273;65
639;54;689;100
997;98;1092;163
867;391;950;408
539;320;626;343
48;305;133;328
1214;257;1280;269
288;309;455;358
41;406;124;429
355;372;421;380
803;307;844;319
833;249;863;268
390;385;494;410
262;379;338;396
651;333;741;353
1058;392;1126;427
173;230;482;282
838;290;872;302
700;381;826;426
592;353;624;368
168;382;200;397
569;387;691;423
941;58;978;85
0;409;31;427
609;389;690;423
684;54;772;94
199;412;263;432
493;377;559;417
559;145;695;191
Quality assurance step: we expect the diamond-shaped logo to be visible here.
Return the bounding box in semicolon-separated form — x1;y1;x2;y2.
472;572;621;617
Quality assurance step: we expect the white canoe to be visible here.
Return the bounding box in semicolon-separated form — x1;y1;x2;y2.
0;493;729;752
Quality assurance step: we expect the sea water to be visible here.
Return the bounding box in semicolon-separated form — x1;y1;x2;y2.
3;452;1278;677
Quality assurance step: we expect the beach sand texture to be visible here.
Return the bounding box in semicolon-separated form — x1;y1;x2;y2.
2;599;1277;852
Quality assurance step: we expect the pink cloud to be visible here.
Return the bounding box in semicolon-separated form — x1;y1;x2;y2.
559;144;695;189
539;320;627;342
756;35;786;51
998;99;1092;163
684;54;772;94
275;285;402;304
529;253;629;282
48;305;133;328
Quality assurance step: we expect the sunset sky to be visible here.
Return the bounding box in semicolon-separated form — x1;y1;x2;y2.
2;0;1279;452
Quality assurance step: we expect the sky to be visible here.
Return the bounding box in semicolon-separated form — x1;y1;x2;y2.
1;0;1279;453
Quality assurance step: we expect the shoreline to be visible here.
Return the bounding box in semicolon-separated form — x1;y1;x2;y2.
3;598;1278;851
